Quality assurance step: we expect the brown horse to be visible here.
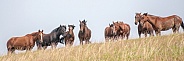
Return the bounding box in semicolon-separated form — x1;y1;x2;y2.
78;20;91;45
113;21;130;40
7;30;43;55
135;13;154;38
104;24;114;42
140;13;184;35
65;24;75;46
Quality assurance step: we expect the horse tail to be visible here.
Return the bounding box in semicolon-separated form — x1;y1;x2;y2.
181;22;184;30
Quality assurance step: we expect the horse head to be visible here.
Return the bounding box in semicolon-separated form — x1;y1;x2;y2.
79;20;87;33
38;30;44;43
57;25;67;36
140;13;149;26
112;21;120;36
135;13;142;25
68;24;75;31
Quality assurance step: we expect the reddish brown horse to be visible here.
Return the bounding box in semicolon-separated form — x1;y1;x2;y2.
104;24;114;42
65;24;75;46
140;13;184;35
113;21;130;40
78;20;91;45
135;13;154;38
7;30;43;55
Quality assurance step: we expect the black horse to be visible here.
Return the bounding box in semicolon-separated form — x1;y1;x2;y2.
36;25;66;50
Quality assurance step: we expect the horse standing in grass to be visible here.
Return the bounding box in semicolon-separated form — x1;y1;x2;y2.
7;30;43;55
135;13;154;38
64;25;75;46
140;13;184;36
36;25;66;50
113;21;130;40
78;20;91;45
104;24;114;42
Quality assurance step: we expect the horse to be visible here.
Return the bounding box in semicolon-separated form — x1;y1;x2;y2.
64;24;75;46
113;21;130;40
78;20;91;45
7;30;43;55
140;13;184;36
135;13;154;38
104;24;114;42
36;25;66;50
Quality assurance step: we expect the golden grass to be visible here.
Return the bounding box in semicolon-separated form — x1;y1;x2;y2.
0;33;184;61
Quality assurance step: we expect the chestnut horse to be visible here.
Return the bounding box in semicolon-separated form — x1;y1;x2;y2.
64;24;75;46
113;21;130;40
135;13;154;38
78;20;91;45
36;25;66;50
104;24;114;42
7;30;43;55
140;13;184;35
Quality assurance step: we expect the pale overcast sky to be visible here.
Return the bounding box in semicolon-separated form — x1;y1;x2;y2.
0;0;184;55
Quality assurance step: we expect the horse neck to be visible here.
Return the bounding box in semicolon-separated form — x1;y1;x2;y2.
146;16;159;29
147;16;157;25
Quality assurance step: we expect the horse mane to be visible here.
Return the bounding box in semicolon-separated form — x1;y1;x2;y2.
51;27;59;33
25;32;38;36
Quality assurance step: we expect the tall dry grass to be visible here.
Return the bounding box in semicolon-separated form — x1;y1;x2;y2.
0;33;184;61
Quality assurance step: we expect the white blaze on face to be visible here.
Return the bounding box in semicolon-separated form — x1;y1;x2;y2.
40;33;43;42
69;27;73;30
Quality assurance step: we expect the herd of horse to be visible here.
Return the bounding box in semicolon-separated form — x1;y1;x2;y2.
6;13;184;55
105;13;184;41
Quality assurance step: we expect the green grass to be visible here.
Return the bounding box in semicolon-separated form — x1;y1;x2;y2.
0;33;184;61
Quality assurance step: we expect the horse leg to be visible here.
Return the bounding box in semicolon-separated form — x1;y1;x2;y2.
126;33;129;40
7;48;13;55
172;27;177;33
138;31;141;38
175;26;180;33
144;31;147;37
150;30;154;36
51;42;56;49
158;30;161;36
80;39;83;45
155;30;159;36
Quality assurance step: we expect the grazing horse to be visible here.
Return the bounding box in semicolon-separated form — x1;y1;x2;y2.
135;13;154;38
140;13;184;36
113;21;130;40
104;24;114;42
7;30;43;55
36;25;66;50
78;20;91;45
64;24;75;46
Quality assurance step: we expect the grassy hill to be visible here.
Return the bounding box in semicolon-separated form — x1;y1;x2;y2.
0;33;184;61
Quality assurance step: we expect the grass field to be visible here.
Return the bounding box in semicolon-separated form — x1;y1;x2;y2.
0;33;184;61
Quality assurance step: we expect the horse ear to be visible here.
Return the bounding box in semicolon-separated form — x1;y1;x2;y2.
41;30;43;32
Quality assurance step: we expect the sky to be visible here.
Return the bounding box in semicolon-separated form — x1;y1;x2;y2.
0;0;184;55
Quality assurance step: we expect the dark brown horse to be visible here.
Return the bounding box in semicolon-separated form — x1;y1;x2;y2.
65;24;75;46
113;21;130;40
78;20;91;45
135;13;154;38
104;24;114;42
140;13;184;35
7;30;43;55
